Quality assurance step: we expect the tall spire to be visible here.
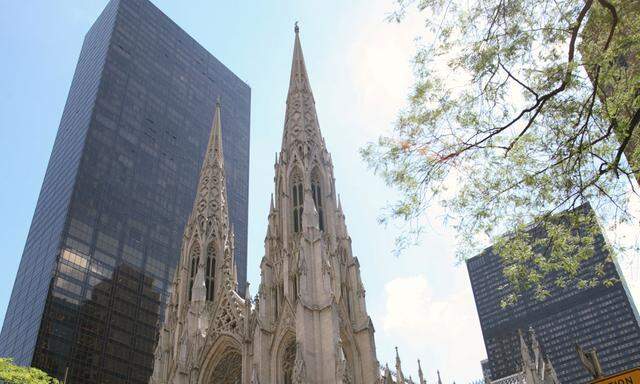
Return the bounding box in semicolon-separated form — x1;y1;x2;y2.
395;346;405;384
529;326;541;365
212;97;224;162
383;364;393;384
287;23;313;101
282;23;323;152
519;329;533;367
418;359;426;384
189;98;229;228
201;97;225;174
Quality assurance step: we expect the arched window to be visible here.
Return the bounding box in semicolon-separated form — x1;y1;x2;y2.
281;340;296;384
291;171;303;233
188;244;200;301
205;242;216;301
311;170;324;231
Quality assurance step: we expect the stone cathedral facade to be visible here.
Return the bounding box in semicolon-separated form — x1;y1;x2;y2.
150;26;383;384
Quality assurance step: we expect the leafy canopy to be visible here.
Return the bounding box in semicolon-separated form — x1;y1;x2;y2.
362;0;639;301
0;358;60;384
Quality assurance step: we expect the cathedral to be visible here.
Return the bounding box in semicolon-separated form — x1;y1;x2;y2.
147;24;563;384
150;25;383;384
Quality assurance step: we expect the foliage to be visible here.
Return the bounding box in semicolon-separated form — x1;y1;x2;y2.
0;358;60;384
362;0;639;300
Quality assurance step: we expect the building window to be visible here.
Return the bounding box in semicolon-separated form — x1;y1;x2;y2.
281;340;296;384
188;244;200;301
206;242;216;301
311;169;324;231
291;171;303;233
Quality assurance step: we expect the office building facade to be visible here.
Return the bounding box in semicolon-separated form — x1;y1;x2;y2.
467;206;640;383
0;0;250;383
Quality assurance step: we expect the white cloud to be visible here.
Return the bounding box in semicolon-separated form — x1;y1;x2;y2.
378;274;486;382
345;1;425;139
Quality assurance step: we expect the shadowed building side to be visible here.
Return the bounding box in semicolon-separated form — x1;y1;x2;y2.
0;1;250;383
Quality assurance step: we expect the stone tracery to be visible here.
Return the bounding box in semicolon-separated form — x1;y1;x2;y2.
210;351;242;384
281;341;296;384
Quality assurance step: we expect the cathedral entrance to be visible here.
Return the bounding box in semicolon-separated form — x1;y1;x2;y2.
210;350;242;384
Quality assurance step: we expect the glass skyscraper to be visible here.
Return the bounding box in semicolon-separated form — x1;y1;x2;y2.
467;205;640;383
0;1;250;383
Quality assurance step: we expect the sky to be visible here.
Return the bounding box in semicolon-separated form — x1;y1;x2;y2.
1;1;638;383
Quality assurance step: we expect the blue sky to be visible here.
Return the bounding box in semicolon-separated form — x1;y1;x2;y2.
0;0;522;381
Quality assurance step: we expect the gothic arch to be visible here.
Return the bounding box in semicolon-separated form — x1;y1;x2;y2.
273;330;296;384
199;334;243;384
205;241;216;301
289;167;304;234
187;243;201;301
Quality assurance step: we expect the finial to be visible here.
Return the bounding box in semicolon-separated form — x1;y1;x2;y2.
216;95;221;106
294;21;299;34
245;281;251;301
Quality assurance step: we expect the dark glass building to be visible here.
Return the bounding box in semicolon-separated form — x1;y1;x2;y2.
0;1;250;383
467;205;640;383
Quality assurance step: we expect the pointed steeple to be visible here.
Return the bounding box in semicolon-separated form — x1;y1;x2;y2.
383;364;393;384
211;97;224;162
395;346;405;384
282;23;323;152
418;359;426;384
288;23;313;102
437;370;443;384
529;326;541;366
519;329;533;367
188;99;238;300
200;97;225;179
189;98;230;229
